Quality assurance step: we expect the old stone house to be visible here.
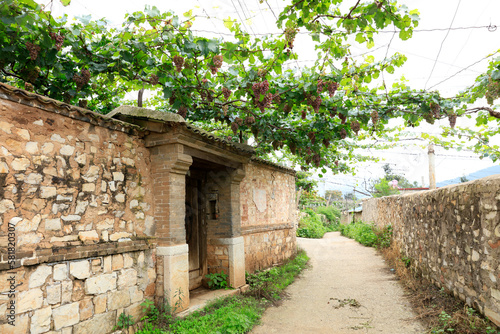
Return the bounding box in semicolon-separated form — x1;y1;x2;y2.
0;82;297;333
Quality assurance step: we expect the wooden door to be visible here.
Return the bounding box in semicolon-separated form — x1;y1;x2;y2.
185;176;205;290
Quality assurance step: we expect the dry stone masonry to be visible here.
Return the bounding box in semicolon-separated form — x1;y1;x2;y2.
0;83;297;333
362;176;500;327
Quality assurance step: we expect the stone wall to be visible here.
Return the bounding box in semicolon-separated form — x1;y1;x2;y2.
0;94;156;332
362;175;500;326
240;161;297;272
0;247;155;334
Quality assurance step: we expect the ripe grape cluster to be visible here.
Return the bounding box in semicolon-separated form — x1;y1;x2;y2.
301;110;307;120
448;114;457;129
177;105;187;118
313;154;321;167
486;77;500;105
429;102;441;118
307;131;316;144
150;74;159;85
231;122;239;135
49;32;64;51
73;69;90;90
210;55;223;75
308;95;322;112
222;87;231;100
288;141;297;154
169;94;176;105
173;55;184;73
317;79;325;93
245;116;255;125
370;110;379;125
350;120;360;135
252;80;269;98
24;82;34;92
322;138;330;148
339;128;347;139
235;117;243;126
327;81;339;97
284;27;299;50
79;99;88;109
26;42;41;61
284;104;292;115
222;105;229;116
338;113;346;124
26;67;40;83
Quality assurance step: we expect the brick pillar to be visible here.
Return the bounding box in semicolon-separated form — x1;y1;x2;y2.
206;168;246;288
150;143;192;311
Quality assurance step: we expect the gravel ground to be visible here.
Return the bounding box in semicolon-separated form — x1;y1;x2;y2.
252;232;426;334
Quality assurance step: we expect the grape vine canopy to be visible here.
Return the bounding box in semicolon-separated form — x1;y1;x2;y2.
1;0;500;172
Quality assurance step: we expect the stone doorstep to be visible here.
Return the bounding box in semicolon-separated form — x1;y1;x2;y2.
176;285;249;318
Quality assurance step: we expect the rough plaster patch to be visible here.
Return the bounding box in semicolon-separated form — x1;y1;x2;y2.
253;189;267;213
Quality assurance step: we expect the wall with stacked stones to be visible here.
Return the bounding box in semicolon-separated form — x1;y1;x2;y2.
361;175;500;326
240;161;297;272
0;97;156;333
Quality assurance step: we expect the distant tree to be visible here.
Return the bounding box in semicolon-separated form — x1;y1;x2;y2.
344;192;356;201
370;164;416;197
325;190;343;202
460;175;469;183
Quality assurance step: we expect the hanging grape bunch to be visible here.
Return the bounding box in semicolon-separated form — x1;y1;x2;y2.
327;81;339;97
150;74;159;85
485;76;500;105
313;154;321;167
222;105;228;116
73;69;90;90
339;128;347;139
338;113;347;124
330;106;337;118
235;117;243;126
26;42;41;61
448;114;457;129
284;26;299;51
49;32;64;51
222;87;231;100
169;93;176;105
322;138;330;148
252;80;271;112
288;141;297;154
284;104;292;115
317;79;325;93
231;122;239;135
25;66;40;83
308;95;322;112
429;102;441;118
173;55;184;73
350;120;360;135
245;116;255;125
301;109;307;120
177;105;187;118
370;110;379;126
211;55;223;75
307;131;316;144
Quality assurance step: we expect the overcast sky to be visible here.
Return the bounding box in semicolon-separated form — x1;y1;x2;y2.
45;0;500;192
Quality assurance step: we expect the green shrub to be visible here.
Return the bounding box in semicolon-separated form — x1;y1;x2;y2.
296;213;327;238
316;206;341;224
339;221;392;248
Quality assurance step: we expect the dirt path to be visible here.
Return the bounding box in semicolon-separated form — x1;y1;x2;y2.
252;232;425;334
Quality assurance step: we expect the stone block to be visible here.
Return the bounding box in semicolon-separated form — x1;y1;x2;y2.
53;264;68;281
70;260;90;279
47;283;61;305
17;232;42;247
78;230;99;244
29;265;52;288
45;218;62;231
96;218;114;230
123;253;134;268
110;232;131;241
18;288;43;313
107;289;131;311
0;199;14;213
118;268;137;289
94;294;107;314
60;145;75;156
125;301;145;322
80;298;94;321
72;280;86;302
103;256;112;273
73;310;116;334
129;286;144;304
11;157;30;171
31;306;52;334
112;254;124;271
40;186;57;198
85;273;117;295
53;302;80;330
0;313;29;334
61;280;73;304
